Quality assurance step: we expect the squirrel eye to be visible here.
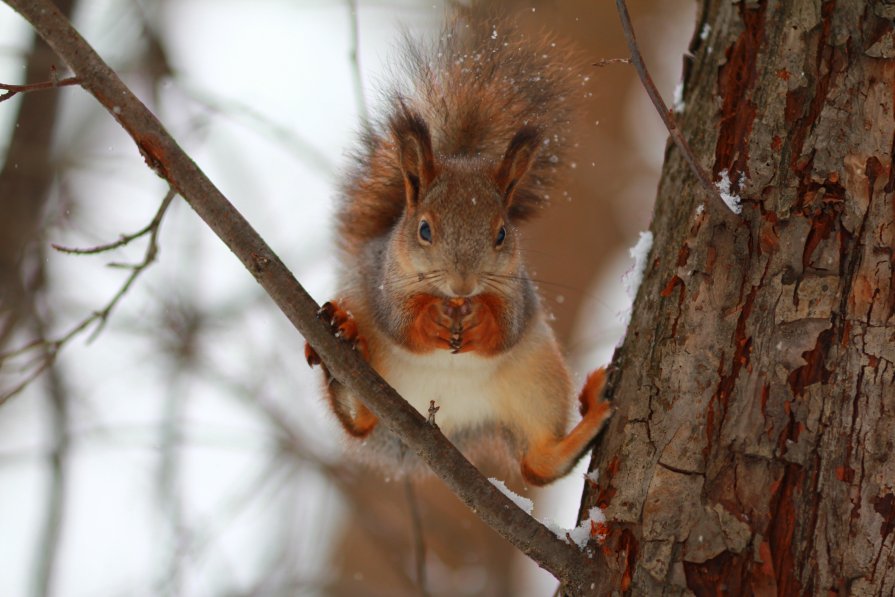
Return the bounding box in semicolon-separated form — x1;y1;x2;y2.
495;226;507;247
418;219;432;244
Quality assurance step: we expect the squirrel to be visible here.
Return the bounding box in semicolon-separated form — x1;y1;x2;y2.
305;11;611;486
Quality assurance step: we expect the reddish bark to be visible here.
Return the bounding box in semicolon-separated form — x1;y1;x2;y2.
580;0;895;593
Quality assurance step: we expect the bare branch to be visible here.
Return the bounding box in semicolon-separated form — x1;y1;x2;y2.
614;0;733;215
0;74;78;102
52;188;173;255
0;188;176;404
0;0;604;589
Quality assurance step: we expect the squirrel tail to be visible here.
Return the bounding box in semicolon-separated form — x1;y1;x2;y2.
338;9;588;254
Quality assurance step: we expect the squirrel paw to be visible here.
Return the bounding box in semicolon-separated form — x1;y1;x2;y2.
305;301;370;368
579;367;610;418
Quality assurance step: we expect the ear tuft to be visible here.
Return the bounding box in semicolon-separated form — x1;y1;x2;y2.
390;102;437;208
494;126;542;208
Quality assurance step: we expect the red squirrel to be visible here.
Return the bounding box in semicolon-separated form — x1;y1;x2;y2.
305;12;610;486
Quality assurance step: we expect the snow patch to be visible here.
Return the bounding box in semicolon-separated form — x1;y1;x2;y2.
715;169;743;215
672;82;685;113
544;507;608;549
622;230;653;299
488;478;533;515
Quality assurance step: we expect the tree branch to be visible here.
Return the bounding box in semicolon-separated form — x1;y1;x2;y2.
0;74;79;102
614;0;734;216
1;0;603;590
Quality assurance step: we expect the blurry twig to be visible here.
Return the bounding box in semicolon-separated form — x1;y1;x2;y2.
31;330;70;597
0;188;176;405
51;192;172;255
178;83;336;177
0;74;79;102
200;354;422;594
613;0;730;214
404;478;428;597
346;0;369;127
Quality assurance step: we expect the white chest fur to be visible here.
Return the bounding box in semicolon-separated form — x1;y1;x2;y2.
379;346;505;432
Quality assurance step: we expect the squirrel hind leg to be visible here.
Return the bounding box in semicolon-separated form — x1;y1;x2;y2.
307;299;378;437
326;384;379;438
520;368;611;486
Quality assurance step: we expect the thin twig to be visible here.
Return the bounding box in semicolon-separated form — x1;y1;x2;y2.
177;83;336;177
404;478;428;597
51;210;160;254
614;0;732;214
0;188;176;405
2;0;606;588
0;74;78;102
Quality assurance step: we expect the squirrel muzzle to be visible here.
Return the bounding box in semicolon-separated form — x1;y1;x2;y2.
447;272;478;297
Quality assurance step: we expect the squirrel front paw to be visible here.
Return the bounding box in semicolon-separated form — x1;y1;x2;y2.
404;293;505;355
404;294;456;352
304;300;370;367
449;294;503;355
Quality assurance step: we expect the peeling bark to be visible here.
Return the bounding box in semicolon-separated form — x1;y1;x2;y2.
581;1;895;594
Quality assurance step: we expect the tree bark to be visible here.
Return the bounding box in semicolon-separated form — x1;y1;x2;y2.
0;0;75;345
581;0;895;594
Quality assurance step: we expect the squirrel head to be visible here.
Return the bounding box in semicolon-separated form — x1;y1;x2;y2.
388;106;542;298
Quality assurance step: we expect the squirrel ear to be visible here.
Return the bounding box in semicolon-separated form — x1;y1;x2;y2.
494;126;542;208
390;106;437;208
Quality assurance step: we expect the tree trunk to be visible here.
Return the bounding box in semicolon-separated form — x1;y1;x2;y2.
581;0;895;594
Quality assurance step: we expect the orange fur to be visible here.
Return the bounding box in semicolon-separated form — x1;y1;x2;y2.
521;368;610;486
330;397;378;438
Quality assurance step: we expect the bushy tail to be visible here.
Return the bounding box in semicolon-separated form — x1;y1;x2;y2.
338;10;587;254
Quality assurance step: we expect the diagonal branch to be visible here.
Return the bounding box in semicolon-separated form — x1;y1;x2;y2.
1;0;604;590
614;0;734;216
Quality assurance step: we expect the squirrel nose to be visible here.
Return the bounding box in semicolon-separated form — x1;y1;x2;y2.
448;274;477;297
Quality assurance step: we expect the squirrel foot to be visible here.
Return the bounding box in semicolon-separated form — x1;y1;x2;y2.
521;368;612;486
304;300;370;368
579;367;608;417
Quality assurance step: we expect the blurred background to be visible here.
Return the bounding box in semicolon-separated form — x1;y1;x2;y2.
0;0;694;595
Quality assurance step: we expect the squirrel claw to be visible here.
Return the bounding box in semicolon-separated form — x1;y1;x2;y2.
310;299;370;363
317;301;337;322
